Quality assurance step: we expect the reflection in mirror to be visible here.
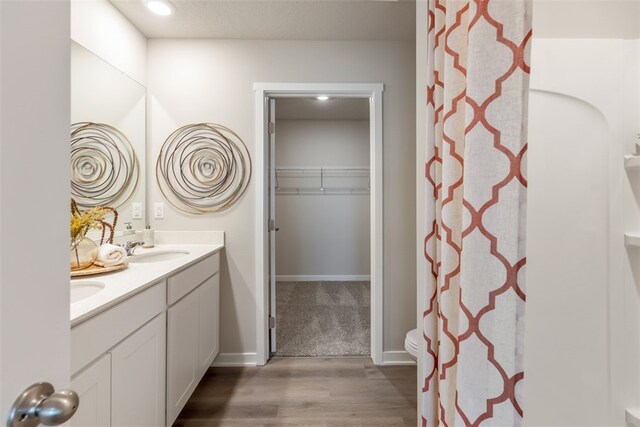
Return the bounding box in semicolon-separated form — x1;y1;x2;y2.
70;41;146;230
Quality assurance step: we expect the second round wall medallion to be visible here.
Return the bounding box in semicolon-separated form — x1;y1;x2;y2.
156;123;251;214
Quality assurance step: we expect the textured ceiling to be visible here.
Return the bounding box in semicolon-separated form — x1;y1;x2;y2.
275;98;369;121
110;0;415;40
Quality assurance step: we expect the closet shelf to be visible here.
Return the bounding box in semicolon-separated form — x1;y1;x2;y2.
275;167;370;178
624;155;640;170
275;167;370;195
624;232;640;248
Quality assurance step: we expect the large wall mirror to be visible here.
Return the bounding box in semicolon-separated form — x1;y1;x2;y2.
70;41;146;230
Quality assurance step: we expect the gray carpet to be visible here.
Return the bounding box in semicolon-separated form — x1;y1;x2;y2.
275;281;370;357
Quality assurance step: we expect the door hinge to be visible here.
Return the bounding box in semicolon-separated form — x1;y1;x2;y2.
268;122;275;134
269;317;276;329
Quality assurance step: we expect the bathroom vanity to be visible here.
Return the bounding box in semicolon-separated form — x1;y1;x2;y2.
69;242;223;427
68;35;227;427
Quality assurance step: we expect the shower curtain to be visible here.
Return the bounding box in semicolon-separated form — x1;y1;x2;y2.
422;1;532;426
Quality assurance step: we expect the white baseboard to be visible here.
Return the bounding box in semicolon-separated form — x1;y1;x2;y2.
276;275;371;282
382;351;416;366
212;352;257;367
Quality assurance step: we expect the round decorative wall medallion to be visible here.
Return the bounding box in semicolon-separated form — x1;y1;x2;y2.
156;123;251;214
70;122;139;209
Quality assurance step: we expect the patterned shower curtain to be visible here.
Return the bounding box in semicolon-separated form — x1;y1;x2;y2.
422;1;532;426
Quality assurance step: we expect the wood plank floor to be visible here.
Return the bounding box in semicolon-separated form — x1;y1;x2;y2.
173;357;417;427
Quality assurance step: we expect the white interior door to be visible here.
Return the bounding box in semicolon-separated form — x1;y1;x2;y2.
0;0;73;423
268;98;277;354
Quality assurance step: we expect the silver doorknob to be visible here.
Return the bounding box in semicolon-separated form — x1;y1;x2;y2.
7;382;79;427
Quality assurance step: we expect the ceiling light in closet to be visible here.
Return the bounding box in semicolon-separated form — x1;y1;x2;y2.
145;0;175;16
316;96;330;101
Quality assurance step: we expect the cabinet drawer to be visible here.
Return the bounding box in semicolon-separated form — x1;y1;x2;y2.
168;252;219;305
71;280;166;375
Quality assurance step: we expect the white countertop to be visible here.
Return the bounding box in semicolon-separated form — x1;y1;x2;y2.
70;244;223;327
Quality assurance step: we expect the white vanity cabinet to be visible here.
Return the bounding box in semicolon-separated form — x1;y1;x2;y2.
70;354;111;427
71;281;166;427
167;290;199;424
111;312;166;427
166;253;220;426
198;274;220;371
70;247;222;427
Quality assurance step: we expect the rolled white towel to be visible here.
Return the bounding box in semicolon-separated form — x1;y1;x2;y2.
96;243;127;267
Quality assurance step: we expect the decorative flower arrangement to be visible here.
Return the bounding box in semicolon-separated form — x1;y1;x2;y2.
70;198;118;270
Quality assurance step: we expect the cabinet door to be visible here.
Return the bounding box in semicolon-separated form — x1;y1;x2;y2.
70;354;111;427
167;290;199;426
198;274;220;376
111;313;166;427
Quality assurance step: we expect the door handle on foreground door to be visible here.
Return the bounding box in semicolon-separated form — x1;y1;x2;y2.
7;382;79;427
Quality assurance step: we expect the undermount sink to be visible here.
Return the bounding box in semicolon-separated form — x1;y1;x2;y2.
71;281;105;304
128;250;190;264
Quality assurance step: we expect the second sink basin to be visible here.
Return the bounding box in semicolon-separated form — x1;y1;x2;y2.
129;250;190;264
71;281;105;304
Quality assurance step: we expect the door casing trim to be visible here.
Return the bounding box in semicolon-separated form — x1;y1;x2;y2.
253;82;384;365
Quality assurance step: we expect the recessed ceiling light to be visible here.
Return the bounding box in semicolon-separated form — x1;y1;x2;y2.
316;96;329;101
145;0;175;16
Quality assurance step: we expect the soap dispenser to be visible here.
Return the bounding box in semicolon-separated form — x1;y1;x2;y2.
142;225;154;248
123;222;135;236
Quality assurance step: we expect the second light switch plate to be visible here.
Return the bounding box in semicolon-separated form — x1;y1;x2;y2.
132;203;142;219
154;203;164;219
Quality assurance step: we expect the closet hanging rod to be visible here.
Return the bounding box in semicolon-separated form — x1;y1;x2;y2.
275;167;370;177
275;187;370;195
275;167;369;171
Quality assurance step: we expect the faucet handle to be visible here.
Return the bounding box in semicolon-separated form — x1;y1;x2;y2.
118;241;144;256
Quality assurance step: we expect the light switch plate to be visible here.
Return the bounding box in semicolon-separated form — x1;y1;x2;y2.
132;203;142;219
154;202;164;219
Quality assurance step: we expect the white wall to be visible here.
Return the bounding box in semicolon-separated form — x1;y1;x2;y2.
147;40;416;357
415;1;428;423
533;0;640;39
275;120;370;279
71;0;147;86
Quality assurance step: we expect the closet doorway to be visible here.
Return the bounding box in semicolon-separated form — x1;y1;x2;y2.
272;96;371;358
254;83;384;365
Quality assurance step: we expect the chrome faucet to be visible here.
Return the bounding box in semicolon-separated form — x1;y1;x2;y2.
119;241;145;256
